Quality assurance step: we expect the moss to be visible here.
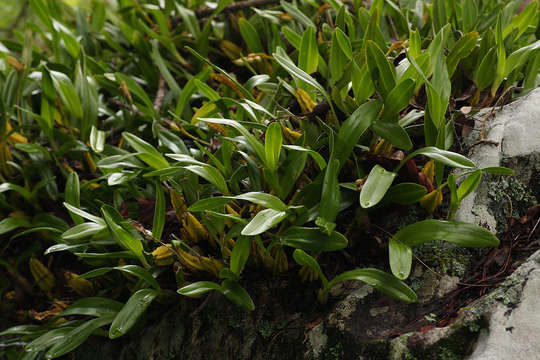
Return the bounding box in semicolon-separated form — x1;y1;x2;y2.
487;178;537;232
259;320;275;339
408;318;487;360
413;240;472;278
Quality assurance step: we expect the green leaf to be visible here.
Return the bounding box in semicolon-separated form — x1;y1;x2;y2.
329;31;348;82
273;47;331;104
0;325;43;337
198;118;265;164
461;0;478;32
281;227;348;252
360;165;397;208
59;297;123;318
384;183;427;205
292;249;327;288
405;147;475;169
62;203;104;225
282;145;327;170
152;184;165;241
335;100;382;167
0;217;31;236
0;183;33;202
352;60;375;104
448;173;459;220
50;71;83;119
335;28;353;60
122;132;169;170
481;167;514;175
280;0;314;27
77;265;161;290
366;40;396;98
316;158;340;233
371;122;413;150
388;238;413;280
114;73;156;116
230;236;251;275
384;79;415;119
298;26;319;74
241;208;289;236
24;328;73;354
220;280;255;310
238;18;263;53
183;165;229;195
61;222;106;241
265;122;282;172
393;220;500;248
178;281;221;297
109;289;158;339
45;316;114;359
328;268;417;303
101;205;147;267
189;192;288;212
457;170;482;201
65;173;82;225
474;48;497;90
447;32;478;76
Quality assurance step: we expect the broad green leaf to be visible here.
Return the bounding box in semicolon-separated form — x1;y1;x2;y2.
198;118;265;163
384;183;427;205
265;122;282;172
316;158;340;233
462;0;478;32
457;170;482;201
152;184;165;241
329;31;348;82
292;249;327;288
474;48;497;90
360;165;397;208
101;205;147;267
78;265;160;290
0;183;33;202
63;203;105;225
273;47;330;103
447;32;478;76
114;73;156;117
230;236;251;275
281;227;348;252
220;280;255;311
122;133;169;170
481;167;514;175
50;71;83;119
183;165;229;195
335;28;353;60
298;26;319;73
0;217;31;236
366;40;396;98
238;18;263;53
282;145;327;170
24;328;73;353
388;238;413;280
59;297;123;318
89;126;105;153
0;325;43;337
491;14;507;96
241;208;288;236
393;220;500;248
328;268;417;303
65;173;83;225
384;79;415;119
352;60;375;104
405;147;475;169
61;222;106;240
335;100;382;166
371;122;413;150
109;288;158;339
189;192;288;212
45;316;114;359
178;281;221;296
280;0;314;27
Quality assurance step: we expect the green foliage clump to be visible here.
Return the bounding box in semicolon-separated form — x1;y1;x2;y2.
0;0;538;358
